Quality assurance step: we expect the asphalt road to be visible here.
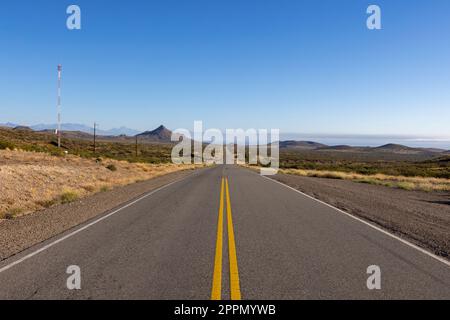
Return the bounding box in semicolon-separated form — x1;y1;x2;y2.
0;165;449;299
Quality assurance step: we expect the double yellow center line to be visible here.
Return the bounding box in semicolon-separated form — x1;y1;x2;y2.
211;177;241;300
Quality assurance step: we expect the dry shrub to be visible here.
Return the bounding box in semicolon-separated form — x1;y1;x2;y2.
277;167;450;192
0;208;23;220
60;190;79;204
106;164;117;172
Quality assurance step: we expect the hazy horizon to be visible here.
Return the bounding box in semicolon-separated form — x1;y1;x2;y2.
2;120;450;149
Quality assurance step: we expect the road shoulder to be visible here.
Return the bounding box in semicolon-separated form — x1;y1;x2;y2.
265;172;450;260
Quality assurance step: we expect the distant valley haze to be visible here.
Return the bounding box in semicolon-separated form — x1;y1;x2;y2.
0;122;140;136
1;121;450;150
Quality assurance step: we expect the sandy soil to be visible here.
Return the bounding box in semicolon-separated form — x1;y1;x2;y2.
270;173;450;258
0;167;207;261
0;150;199;219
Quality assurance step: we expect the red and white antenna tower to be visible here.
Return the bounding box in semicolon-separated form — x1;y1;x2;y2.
56;64;62;148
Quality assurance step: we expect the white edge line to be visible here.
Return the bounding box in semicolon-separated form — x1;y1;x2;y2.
259;174;450;268
0;171;199;274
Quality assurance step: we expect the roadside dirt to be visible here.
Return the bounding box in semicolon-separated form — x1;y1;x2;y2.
270;173;450;259
0;168;202;261
0;150;199;218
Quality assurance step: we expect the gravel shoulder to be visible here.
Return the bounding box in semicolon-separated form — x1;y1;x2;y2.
270;173;450;259
0;168;204;261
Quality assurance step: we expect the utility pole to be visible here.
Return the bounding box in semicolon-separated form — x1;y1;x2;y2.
93;122;97;155
135;135;138;157
56;65;62;148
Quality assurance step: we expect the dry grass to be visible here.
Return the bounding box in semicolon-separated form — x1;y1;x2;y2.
0;208;23;220
0;149;202;219
242;164;450;192
279;168;450;192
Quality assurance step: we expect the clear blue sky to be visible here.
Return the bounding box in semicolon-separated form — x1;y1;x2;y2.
1;0;449;137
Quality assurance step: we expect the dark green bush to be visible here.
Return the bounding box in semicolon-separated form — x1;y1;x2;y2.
0;140;15;150
106;164;117;171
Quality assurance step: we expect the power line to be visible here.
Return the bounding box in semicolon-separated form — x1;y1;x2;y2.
56;65;62;148
135;135;138;158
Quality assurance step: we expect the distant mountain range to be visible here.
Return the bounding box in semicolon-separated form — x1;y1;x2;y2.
0;122;140;136
1;122;449;155
136;125;173;141
280;141;448;156
279;140;327;149
0;122;183;144
0;122;187;143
